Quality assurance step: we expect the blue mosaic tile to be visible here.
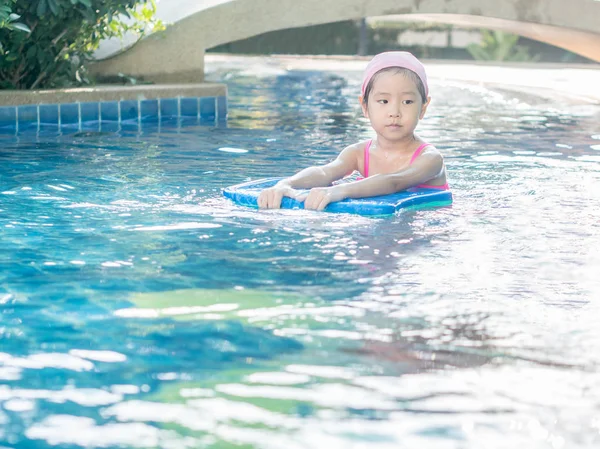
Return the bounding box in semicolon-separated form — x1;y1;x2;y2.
3;93;225;133
18;105;38;125
99;121;120;133
80;120;100;132
0;106;17;126
101;101;119;121
120;121;140;132
39;104;59;124
179;116;201;126
160;98;178;117
159;116;179;127
180;97;198;117
60;103;79;125
0;126;16;135
200;97;216;120
80;102;99;123
38;122;62;134
140;99;159;118
18;121;39;133
120;100;138;122
217;96;227;120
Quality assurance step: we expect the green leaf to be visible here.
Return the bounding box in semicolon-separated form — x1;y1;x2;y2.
47;0;59;15
11;22;31;33
26;45;37;59
78;0;92;8
36;0;47;17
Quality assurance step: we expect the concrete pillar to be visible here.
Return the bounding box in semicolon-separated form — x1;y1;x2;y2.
90;31;205;84
358;18;368;56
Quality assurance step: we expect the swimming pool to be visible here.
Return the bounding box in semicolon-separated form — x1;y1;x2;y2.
1;58;599;448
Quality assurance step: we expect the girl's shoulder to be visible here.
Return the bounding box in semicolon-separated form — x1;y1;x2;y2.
419;142;443;156
340;139;371;156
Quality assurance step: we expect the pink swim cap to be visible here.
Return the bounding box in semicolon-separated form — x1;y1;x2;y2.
361;51;429;99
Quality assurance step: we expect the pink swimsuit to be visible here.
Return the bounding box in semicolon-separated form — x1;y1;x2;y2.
361;139;449;190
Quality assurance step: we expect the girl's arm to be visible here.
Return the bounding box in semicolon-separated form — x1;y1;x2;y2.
257;143;362;209
300;147;444;210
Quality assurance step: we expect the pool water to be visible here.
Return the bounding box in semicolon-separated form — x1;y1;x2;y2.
1;59;600;448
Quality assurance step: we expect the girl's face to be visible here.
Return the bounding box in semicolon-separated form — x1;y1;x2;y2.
360;71;430;143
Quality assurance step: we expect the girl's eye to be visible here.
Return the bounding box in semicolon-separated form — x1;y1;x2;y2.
403;100;414;105
377;99;388;104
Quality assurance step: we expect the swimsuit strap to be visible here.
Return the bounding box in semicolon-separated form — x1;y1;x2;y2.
409;142;431;165
363;139;372;178
409;142;449;190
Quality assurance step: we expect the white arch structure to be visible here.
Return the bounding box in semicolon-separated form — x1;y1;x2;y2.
91;0;600;83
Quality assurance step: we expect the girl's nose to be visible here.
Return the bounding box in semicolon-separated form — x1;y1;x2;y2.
388;102;401;117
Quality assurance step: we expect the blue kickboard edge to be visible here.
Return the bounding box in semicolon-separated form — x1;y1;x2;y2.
223;177;452;216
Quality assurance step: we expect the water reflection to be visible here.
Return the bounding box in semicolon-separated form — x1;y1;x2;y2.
349;310;585;374
1;61;600;448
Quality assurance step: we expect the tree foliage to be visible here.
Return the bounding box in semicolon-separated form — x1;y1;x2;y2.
467;30;539;62
0;0;162;89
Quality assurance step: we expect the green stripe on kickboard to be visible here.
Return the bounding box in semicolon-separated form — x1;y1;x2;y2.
400;199;453;212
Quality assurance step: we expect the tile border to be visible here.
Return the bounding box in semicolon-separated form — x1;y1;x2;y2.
0;83;227;133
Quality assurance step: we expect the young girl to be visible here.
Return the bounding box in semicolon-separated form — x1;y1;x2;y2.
257;51;449;211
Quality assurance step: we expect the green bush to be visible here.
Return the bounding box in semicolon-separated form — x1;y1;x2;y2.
467;30;539;62
0;0;162;90
0;1;29;34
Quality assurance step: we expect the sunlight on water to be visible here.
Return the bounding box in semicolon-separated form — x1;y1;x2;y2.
0;59;599;448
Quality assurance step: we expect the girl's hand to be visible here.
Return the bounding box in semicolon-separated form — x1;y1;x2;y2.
297;185;346;211
257;184;299;209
